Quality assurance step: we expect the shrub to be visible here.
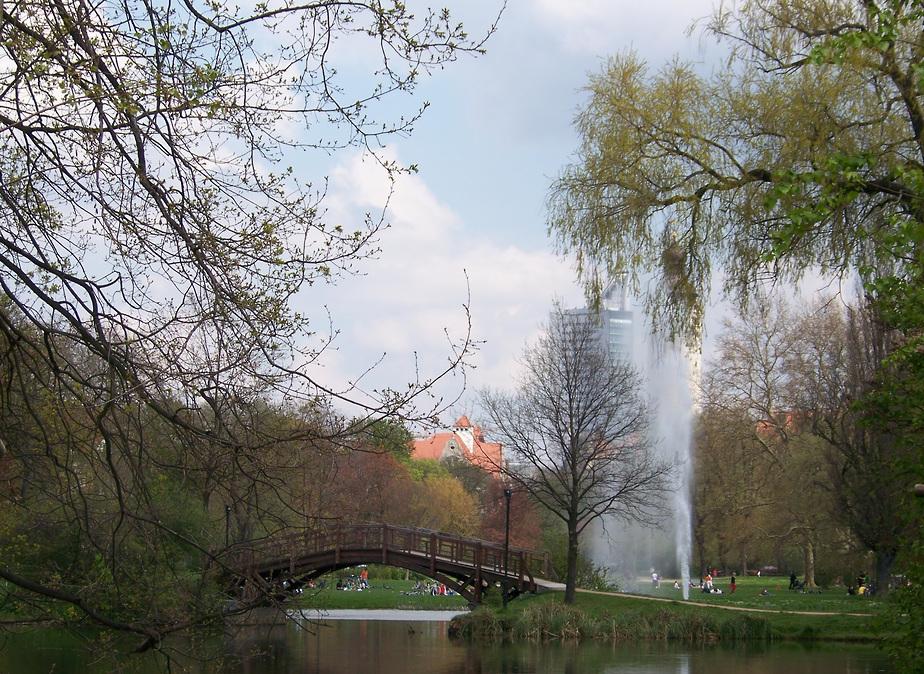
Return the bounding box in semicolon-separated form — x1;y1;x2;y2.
448;608;506;639
450;601;772;644
514;603;587;640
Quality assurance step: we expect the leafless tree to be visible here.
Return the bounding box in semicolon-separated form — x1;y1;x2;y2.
480;305;670;603
0;0;499;651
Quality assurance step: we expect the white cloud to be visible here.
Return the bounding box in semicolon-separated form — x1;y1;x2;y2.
296;147;582;412
531;0;718;57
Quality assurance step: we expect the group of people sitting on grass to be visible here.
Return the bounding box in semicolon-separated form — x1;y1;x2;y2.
648;568;887;598
403;580;455;596
693;571;736;594
336;567;370;591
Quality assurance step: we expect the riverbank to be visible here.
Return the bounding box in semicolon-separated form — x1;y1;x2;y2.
292;575;881;643
0;613;894;674
291;608;467;621
448;590;882;644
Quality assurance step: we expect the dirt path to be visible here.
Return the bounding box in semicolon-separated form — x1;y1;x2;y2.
575;589;874;617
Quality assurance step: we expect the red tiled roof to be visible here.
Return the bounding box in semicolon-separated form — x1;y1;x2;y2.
410;427;503;474
411;433;457;461
454;415;472;428
469;438;503;472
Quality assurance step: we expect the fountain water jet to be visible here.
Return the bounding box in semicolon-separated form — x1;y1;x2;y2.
585;291;696;600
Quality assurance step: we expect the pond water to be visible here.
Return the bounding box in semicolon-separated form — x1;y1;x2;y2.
0;610;894;674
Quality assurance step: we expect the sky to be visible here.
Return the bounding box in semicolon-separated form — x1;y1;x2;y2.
296;0;728;420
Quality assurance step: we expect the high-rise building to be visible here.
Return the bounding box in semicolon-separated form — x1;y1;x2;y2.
563;281;633;362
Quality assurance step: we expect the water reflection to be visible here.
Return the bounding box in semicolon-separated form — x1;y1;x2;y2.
178;620;897;674
0;615;894;674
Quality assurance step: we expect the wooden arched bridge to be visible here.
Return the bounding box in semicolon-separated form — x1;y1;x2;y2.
226;523;559;604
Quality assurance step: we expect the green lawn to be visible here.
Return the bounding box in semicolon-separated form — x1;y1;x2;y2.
293;577;468;611
620;575;883;615
560;589;879;642
290;572;882;642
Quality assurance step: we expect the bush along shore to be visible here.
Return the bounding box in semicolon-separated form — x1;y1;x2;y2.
448;592;880;644
449;603;771;643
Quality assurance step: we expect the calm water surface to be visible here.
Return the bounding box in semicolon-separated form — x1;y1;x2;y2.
0;610;893;674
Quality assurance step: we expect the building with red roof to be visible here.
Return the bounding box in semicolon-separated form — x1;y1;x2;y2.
411;416;504;474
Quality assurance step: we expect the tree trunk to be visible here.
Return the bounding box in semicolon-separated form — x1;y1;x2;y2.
564;522;579;604
718;538;728;574
694;527;706;576
775;541;786;575
875;548;896;597
802;540;817;589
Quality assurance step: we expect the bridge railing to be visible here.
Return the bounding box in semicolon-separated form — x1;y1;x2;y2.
229;523;550;582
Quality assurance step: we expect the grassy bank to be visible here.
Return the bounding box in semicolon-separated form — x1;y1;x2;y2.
293;578;468;611
448;590;881;644
625;575;884;615
288;571;881;644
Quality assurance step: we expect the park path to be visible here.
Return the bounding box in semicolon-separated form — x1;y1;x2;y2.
575;589;874;617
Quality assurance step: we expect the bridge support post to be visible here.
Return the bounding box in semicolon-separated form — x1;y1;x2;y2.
518;551;525;592
382;524;388;564
475;542;482;603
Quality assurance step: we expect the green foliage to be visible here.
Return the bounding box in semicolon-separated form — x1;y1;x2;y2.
539;516;616;590
514;602;587;639
403;458;451;482
578;566;620;593
353;419;414;459
441;456;493;499
147;473;215;562
449;607;508;639
364;565;412;581
878;505;924;673
451;598;772;643
548;0;924;346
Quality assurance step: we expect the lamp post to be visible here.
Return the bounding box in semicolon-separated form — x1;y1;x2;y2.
225;504;231;546
503;487;512;608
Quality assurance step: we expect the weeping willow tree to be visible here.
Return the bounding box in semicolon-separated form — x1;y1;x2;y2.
549;1;923;665
549;0;924;338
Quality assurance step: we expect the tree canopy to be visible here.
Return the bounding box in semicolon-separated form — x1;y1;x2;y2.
1;0;492;424
549;0;924;341
697;292;912;592
0;0;497;650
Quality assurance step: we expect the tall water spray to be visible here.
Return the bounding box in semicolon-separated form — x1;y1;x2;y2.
647;342;695;600
584;288;696;599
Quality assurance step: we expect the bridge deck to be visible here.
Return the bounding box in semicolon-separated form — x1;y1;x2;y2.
227;523;556;604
